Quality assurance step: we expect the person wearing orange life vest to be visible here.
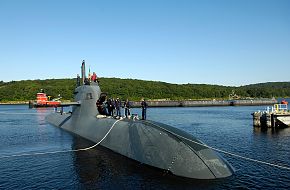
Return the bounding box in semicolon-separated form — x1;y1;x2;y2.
91;72;98;83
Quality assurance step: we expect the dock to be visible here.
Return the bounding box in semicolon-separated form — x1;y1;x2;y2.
130;99;277;108
252;104;290;128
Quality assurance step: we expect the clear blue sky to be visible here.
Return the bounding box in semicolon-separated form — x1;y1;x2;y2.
0;0;289;86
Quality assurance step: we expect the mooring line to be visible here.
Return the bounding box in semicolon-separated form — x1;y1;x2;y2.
0;118;122;159
145;121;290;171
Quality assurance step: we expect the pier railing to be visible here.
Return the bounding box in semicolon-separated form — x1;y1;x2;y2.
266;104;288;113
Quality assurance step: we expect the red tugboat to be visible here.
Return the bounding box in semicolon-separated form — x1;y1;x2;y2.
29;90;61;108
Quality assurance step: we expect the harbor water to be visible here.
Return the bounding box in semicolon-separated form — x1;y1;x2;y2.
0;104;290;189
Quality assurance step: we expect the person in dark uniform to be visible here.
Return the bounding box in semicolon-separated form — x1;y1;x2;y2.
111;98;115;116
124;99;131;118
106;98;113;116
96;95;108;115
141;98;148;120
84;78;90;85
76;74;81;87
115;98;121;118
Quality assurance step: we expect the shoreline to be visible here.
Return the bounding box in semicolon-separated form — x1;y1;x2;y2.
0;99;278;107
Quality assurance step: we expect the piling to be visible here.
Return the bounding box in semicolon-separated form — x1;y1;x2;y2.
252;112;262;127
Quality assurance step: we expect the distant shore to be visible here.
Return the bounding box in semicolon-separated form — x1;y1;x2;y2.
0;99;278;107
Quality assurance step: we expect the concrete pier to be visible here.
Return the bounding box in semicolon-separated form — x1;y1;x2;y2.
252;104;290;128
130;99;277;108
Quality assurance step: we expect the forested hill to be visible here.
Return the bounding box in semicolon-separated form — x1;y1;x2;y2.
0;78;289;102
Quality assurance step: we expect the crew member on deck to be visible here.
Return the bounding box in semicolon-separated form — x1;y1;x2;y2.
76;74;81;87
124;99;131;118
96;97;108;115
91;72;98;83
115;98;121;118
141;98;148;120
106;98;115;116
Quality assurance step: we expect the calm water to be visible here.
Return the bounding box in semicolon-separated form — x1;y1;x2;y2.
0;104;290;189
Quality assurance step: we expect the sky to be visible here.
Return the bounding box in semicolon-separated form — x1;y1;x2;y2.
0;0;289;86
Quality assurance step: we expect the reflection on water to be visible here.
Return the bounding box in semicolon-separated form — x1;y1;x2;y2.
36;108;50;123
253;126;290;137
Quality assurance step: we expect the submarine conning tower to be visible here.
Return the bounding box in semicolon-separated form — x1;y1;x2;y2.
71;60;102;117
73;82;101;116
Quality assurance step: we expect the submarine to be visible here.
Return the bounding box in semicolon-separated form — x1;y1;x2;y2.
46;61;234;179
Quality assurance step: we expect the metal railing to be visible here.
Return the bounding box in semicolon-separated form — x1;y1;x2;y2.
267;104;288;113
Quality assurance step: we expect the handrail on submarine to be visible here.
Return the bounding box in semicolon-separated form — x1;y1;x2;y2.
55;102;81;107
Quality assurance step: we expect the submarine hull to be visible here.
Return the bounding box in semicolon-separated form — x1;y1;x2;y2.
46;113;234;179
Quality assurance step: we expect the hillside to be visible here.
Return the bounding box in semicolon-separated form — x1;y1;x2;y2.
0;78;289;102
240;82;290;98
